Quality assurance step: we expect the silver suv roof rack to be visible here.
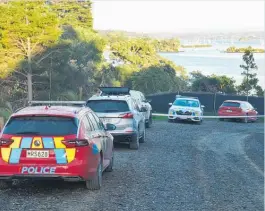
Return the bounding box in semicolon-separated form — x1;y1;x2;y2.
28;101;86;106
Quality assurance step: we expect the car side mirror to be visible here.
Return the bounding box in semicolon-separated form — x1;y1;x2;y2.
169;103;173;106
105;123;116;131
201;105;205;109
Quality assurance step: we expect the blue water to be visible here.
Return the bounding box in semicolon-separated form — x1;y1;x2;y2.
160;39;265;88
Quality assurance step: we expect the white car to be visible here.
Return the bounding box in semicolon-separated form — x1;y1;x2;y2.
87;87;146;150
168;95;205;124
96;87;152;128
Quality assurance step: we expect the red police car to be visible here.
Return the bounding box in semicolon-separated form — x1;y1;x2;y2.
0;101;115;190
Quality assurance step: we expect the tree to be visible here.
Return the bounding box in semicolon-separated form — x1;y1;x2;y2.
0;1;61;101
190;70;205;80
191;73;237;94
129;65;187;95
238;50;259;99
50;1;93;30
255;85;264;97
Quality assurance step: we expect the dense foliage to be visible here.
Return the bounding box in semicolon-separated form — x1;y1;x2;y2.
226;46;265;53
190;71;237;94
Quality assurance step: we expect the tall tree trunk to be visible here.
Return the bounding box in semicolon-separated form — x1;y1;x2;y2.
27;73;33;102
27;37;33;102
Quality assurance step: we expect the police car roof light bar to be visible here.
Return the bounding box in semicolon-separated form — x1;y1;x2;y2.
176;95;198;99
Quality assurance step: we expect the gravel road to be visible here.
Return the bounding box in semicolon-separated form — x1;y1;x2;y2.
0;120;264;211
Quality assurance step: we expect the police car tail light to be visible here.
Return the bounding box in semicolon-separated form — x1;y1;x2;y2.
62;139;89;147
120;113;134;119
0;138;14;147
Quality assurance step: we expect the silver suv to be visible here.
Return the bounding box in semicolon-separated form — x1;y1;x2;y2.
129;90;153;128
86;92;146;150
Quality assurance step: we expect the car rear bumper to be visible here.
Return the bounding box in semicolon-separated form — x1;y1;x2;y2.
218;113;257;120
0;174;84;182
0;158;99;181
111;132;137;143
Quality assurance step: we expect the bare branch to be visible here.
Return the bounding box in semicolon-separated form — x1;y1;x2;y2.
14;38;28;54
36;50;60;64
1;79;27;86
32;82;48;85
13;70;27;77
0;50;27;57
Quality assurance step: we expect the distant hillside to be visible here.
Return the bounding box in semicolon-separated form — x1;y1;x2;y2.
97;30;264;40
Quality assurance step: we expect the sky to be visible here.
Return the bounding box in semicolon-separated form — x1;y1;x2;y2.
92;0;264;33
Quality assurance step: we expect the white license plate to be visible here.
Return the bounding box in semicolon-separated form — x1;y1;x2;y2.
26;150;49;158
226;110;232;112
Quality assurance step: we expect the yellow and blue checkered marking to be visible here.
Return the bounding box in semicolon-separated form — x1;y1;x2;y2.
0;136;76;164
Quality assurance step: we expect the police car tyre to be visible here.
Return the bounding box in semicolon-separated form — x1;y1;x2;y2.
85;157;103;190
129;133;139;150
105;153;114;172
139;127;146;143
0;181;12;189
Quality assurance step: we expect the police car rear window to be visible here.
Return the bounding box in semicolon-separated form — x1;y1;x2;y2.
86;100;130;113
3;116;78;136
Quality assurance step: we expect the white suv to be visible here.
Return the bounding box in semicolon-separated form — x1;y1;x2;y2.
168;95;205;124
87;88;146;150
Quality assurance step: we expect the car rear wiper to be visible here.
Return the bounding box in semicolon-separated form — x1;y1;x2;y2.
15;131;41;135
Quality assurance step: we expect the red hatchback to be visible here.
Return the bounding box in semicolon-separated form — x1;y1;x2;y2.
0;102;115;190
218;100;258;123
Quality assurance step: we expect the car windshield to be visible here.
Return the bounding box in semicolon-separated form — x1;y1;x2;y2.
173;99;200;107
86;100;130;113
222;102;241;107
3;116;78;136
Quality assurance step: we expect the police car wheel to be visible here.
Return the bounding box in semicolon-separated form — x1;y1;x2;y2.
197;120;202;125
85;158;102;190
0;181;12;189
